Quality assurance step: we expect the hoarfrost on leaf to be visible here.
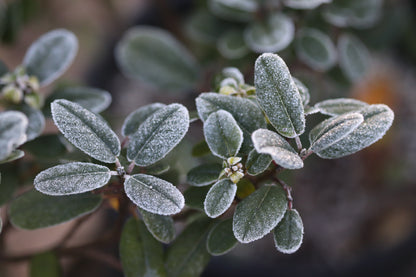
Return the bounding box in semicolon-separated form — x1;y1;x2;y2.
246;149;273;176
122;103;166;137
292;77;310;107
209;0;258;22
0;111;28;161
283;0;331;9
204;179;237;218
19;104;45;141
273;209;304;254
315;98;369;116
139;208;176;243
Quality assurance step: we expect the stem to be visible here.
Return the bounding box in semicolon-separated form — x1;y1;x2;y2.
127;161;135;175
274;178;293;210
295;136;302;152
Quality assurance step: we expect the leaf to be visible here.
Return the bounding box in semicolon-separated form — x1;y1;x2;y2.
204;179;236;218
273;209;304;254
0;165;18;205
316;104;394;159
124;174;184;215
0;111;27;161
9;189;102;229
246;148;272;176
23;134;67;159
219;67;245;85
283;0;331;9
217;29;249;59
233;184;287;243
19;104;45;141
292;77;310;107
166;217;213;277
116;26;199;91
185;10;225;45
0;59;8;76
244;13;294;53
0;149;24;164
184;186;211;211
254;53;305;138
51;99;120;163
34;162;111;195
236;178;255;199
122;103;166;137
209;0;258;22
23;29;78;86
338;33;371;82
252;129;303;169
119;218;166;277
187;163;222;187
315;98;369;116
207;218;238;256
191;140;211;157
139;208;176;243
295;28;337;71
30;252;61;277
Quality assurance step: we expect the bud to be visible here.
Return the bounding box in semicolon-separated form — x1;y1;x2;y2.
2;85;23;103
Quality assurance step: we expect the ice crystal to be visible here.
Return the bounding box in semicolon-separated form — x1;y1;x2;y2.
122;103;166;137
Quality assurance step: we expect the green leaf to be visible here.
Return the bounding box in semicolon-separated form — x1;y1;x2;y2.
122;103;166;137
51;99;120;163
124;174;184;215
139;208;176;243
209;0;258;22
0;149;24;164
9;189;102;229
0;59;8;76
254;53;305;138
283;0;330;9
218;67;245;86
145;163;170;176
187;163;222;187
116;26;199;91
315;98;369;116
0;165;18;205
23;29;78;86
217;29;249;59
127;104;189;167
23;134;67;159
245;13;294;53
207;218;238;256
295;28;337;71
233;184;287;243
166;217;213;277
18;104;45;141
236;178;255;199
273;209;303;254
184;186;211;211
292;77;310;107
0;111;27;161
246;148;272;176
252;129;303;169
185;10;225;45
34;162;111;195
30;252;61;277
309;112;364;153
316;104;394;159
119;218;166;277
191;140;211;157
204;179;236;218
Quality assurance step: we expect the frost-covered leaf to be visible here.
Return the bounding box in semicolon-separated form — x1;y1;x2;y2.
292;77;310;106
187;163;222;187
0;149;24;164
252;129;303;169
295;28;337;71
145;163;170;176
184;186;211;211
30;252;61;277
116;26;199;91
273;209;303;254
245;13;294;53
119;218;166;277
246;149;272;176
166;217;213;277
204;179;236;218
209;0;258;22
19;104;45;141
124;174;184;215
338;33;371;82
9;189;102;229
309;112;364;153
315;98;369;116
207;218;238;256
316;104;394;159
233;184;287;243
283;0;331;9
196;92;266;152
0;111;27;161
254;53;305;138
127;104;189;167
218;29;249;59
23;134;67;159
51;99;120;163
122;103;166;137
220;67;245;85
34;162;111;195
204;110;243;159
139;208;176;243
23;29;78;86
185;10;225;45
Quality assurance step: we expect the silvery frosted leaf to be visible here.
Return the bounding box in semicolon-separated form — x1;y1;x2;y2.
254;53;305;138
187;163;222;187
283;0;331;9
233;184;287;243
221;67;245;85
145;163;170;176
185;10;225;45
246;148;272;176
0;111;28;160
252;129;303;169
317;104;394;159
51;99;120;163
122;103;166;137
273;209;304;254
127;104;189;166
207;218;238;256
19;104;45;141
0;149;24;164
218;29;249;59
245;13;295;53
124;174;184;215
34;162;111;195
204;110;243;159
184;186;210;211
119;218;166;277
139;207;176;243
30;252;61;277
204;179;237;218
23;29;78;86
292;77;310;107
295;28;337;71
9;189;102;229
116;26;199;91
305;106;320;115
338;33;371;82
309;112;364;153
315;98;369;116
209;0;258;22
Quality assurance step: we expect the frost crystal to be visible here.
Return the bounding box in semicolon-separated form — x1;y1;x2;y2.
204;179;237;218
122;103;166;137
315;98;369;116
0;111;28;161
273;209;304;254
139;208;176;243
